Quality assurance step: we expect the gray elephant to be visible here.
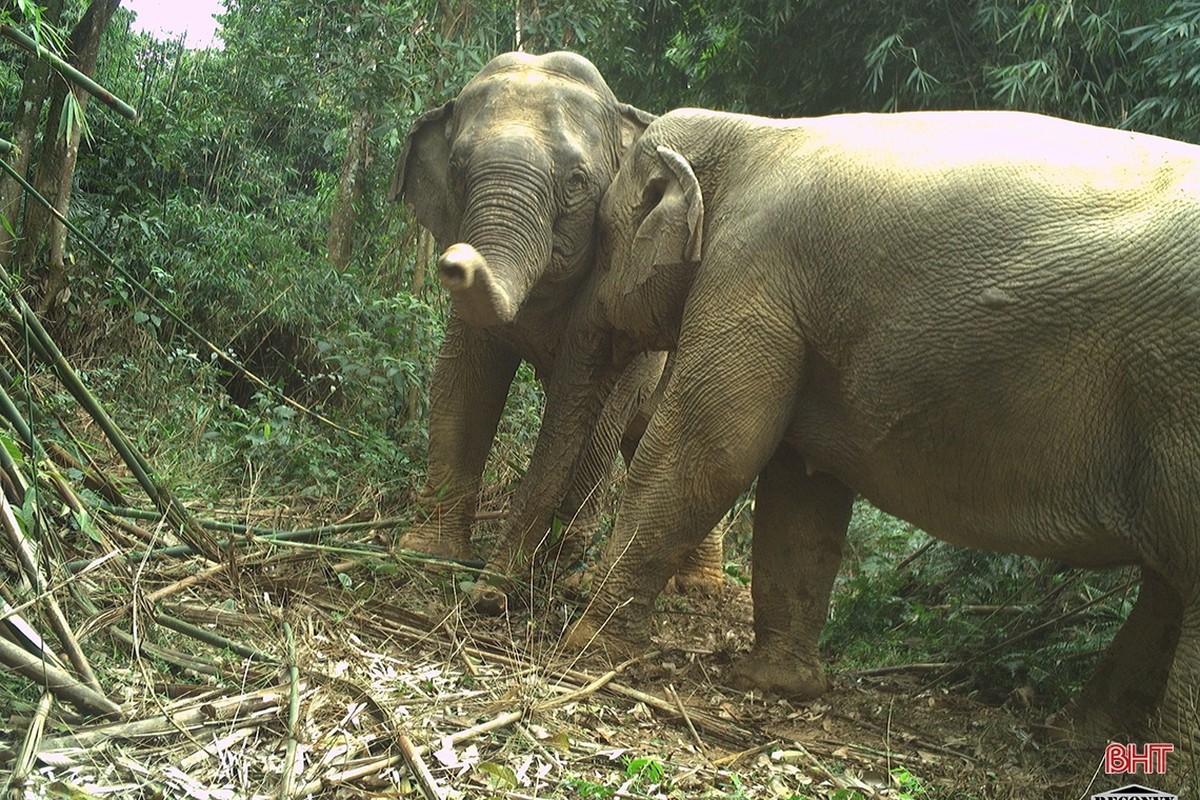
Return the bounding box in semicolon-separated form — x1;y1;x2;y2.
505;107;1200;748
391;52;725;607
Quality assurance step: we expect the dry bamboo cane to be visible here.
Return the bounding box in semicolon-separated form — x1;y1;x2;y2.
0;487;105;696
0;635;121;718
3;691;53;796
279;623;301;800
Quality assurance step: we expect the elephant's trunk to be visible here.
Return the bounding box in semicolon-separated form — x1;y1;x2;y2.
436;243;516;326
442;150;554;328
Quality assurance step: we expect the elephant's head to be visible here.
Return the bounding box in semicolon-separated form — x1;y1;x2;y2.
392;51;654;328
595;134;706;354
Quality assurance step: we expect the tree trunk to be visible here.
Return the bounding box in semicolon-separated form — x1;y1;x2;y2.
326;107;372;271
15;0;121;312
0;0;64;266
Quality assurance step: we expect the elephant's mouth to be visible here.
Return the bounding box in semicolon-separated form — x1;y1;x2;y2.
437;243;518;326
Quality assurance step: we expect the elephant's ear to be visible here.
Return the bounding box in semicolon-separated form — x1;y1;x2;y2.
391;101;456;246
617;103;656;154
628;146;704;288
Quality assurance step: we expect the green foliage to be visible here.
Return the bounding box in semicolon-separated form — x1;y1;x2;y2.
1126;1;1200;137
588;0;1200;140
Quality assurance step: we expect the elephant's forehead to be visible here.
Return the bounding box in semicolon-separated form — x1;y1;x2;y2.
461;71;611;131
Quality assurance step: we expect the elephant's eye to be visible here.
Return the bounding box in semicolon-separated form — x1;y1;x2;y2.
640;178;666;211
564;168;590;195
447;154;467;185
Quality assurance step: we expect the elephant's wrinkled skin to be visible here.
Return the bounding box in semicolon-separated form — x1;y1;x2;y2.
391;53;725;609
518;108;1200;748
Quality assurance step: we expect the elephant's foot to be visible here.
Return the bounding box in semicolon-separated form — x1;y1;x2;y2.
665;561;726;595
666;528;726;595
563;608;652;660
1044;569;1182;745
469;580;510;615
728;650;829;700
397;518;472;561
1040;705;1124;749
543;524;591;572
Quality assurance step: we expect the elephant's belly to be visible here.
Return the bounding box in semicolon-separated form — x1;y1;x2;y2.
786;423;1142;569
866;490;1140;568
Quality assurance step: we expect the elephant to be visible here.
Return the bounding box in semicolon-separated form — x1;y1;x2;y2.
390;52;725;609
503;107;1200;748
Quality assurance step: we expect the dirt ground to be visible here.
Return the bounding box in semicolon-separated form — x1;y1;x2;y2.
9;520;1197;800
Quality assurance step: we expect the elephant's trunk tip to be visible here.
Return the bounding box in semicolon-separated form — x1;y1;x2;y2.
437;243;483;291
437;242;517;327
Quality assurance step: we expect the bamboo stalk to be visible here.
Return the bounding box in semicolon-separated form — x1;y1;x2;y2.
302;754;404;794
0;374;44;460
0;635;121;718
667;683;709;761
398;733;447;800
4;691;52;795
64;508;433;573
39;688;283;751
0;487;104;695
110;628;221;676
7;297;223;561
0;24;138;119
153;612;275;664
278;622;301;800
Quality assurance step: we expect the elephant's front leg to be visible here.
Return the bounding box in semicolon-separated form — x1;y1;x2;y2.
400;316;520;559
566;314;800;651
472;352;665;613
729;447;853;698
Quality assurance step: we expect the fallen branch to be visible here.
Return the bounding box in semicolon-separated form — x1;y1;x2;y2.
925;577;1136;688
851;662;955;678
668;683;709;762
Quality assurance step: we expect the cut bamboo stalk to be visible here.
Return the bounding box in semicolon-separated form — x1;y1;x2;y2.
0;635;121;718
0;488;104;695
278;622;300;800
398;733;447;800
4;691;52;795
39;687;284;750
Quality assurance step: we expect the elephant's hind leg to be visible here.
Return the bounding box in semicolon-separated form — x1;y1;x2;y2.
728;447;854;699
1130;431;1200;751
1153;584;1200;750
1051;568;1181;743
666;527;727;595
